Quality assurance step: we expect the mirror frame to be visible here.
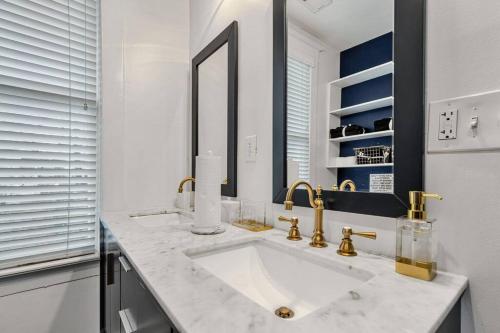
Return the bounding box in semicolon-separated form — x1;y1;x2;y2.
192;21;238;197
273;0;424;217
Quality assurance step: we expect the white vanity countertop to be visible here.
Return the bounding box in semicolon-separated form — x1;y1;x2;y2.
101;211;468;333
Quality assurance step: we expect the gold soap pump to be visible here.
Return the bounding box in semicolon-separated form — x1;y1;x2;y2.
396;191;443;281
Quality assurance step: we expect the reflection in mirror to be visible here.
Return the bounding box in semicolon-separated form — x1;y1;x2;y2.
198;44;228;181
286;0;394;193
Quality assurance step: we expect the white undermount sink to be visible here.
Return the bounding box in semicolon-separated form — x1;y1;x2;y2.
186;240;374;320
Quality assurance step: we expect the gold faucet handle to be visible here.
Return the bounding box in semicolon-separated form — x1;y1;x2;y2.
341;226;377;240
337;226;376;256
279;215;298;226
352;231;377;240
278;216;302;241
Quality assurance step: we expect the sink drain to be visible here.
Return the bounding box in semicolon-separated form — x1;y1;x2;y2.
275;306;294;319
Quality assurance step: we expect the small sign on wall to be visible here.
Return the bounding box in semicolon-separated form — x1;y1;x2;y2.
370;174;393;193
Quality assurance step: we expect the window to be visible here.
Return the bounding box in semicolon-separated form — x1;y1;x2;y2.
0;0;99;269
287;56;312;182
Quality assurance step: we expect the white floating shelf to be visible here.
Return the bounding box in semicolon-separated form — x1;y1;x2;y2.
329;130;394;143
327;163;394;169
329;62;394;88
329;97;394;117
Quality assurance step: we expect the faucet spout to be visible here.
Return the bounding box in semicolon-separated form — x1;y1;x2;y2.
178;176;195;193
284;179;327;248
284;180;316;210
339;179;356;192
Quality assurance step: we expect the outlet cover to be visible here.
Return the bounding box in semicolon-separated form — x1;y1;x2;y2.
428;90;500;152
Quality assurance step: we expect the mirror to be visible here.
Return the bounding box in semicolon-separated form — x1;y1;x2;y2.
198;44;228;180
192;22;238;197
287;0;394;193
273;0;424;216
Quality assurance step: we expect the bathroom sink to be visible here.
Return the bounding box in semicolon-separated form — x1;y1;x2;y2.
130;212;190;228
186;240;374;319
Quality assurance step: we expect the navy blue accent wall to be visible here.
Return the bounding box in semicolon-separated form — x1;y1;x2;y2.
340;33;393;77
340;106;392;129
337;32;393;191
341;75;392;107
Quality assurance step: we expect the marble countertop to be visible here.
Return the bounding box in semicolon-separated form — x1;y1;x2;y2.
101;211;468;333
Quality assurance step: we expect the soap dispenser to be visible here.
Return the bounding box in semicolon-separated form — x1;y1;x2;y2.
396;191;442;281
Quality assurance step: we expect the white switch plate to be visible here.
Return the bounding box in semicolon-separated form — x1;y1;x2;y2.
245;135;257;162
428;90;500;152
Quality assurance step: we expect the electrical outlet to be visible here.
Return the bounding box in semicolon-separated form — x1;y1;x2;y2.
245;135;257;162
438;109;458;140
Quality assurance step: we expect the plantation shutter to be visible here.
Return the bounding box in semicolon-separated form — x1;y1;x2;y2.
0;0;99;269
287;56;312;182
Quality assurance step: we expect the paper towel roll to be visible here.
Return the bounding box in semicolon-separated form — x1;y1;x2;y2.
192;151;225;234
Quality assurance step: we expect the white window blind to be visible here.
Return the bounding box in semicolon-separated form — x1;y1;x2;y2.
287;56;312;182
0;0;99;269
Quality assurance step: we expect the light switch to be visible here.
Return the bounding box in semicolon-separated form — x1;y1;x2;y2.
428;90;500;152
245;135;257;162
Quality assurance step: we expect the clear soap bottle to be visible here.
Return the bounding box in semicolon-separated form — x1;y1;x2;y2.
396;191;442;281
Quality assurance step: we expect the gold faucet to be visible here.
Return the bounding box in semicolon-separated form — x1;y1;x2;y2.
284;180;327;248
178;176;229;193
332;179;357;192
178;176;195;193
278;216;302;241
336;226;376;256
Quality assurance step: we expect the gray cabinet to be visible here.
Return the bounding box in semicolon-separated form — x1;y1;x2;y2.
101;222;178;333
119;256;175;333
101;222;122;333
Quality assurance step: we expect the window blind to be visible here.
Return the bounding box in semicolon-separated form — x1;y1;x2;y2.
287;56;312;182
0;0;99;269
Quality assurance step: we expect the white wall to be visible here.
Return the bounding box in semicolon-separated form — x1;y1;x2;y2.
102;0;190;213
190;1;500;332
426;1;500;332
313;41;339;186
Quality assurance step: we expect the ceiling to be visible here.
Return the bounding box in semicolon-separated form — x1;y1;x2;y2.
287;0;394;51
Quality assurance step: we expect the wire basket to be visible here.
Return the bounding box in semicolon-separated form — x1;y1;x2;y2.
353;145;392;165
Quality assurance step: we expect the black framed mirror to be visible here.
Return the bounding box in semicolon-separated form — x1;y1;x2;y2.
273;0;424;217
192;21;238;197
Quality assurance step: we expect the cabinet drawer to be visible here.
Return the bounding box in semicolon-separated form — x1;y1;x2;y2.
120;255;177;333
